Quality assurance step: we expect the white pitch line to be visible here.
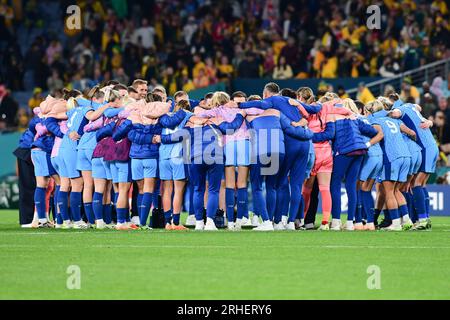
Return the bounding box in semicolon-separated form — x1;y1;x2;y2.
0;244;449;250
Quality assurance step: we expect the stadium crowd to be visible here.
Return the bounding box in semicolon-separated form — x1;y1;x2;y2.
1;0;450;95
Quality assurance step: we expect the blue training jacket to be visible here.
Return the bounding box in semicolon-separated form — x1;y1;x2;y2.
332;118;378;156
18;116;39;149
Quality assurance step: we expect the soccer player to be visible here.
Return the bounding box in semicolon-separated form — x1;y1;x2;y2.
158;99;193;230
353;100;384;231
329;99;378;231
389;95;438;230
365;100;415;231
31;99;64;227
196;91;252;231
237;83;320;230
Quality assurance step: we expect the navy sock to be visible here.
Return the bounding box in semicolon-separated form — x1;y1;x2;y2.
93;192;104;221
84;202;95;224
374;208;381;223
116;208;128;224
173;213;180;225
164;210;173;225
412;186;427;220
53;186;60;222
34;187;47;220
114;192;119;206
361;191;375;223
103;204;112;224
423;187;430;218
237;188;248;220
405;192;417;222
383;209;391;222
388;208;400;220
56;212;63;224
140;192;152;226
58;191;69;221
225;188;235;222
70;192;82;222
399;204;409;220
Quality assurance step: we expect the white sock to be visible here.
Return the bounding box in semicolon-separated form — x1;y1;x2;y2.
38;218;47;223
206;217;214;224
96;219;104;224
332;218;340;225
392;218;401;226
402;215;411;223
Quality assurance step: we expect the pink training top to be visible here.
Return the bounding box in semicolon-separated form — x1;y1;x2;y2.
198;106;263;144
51;121;68;158
304;99;352;150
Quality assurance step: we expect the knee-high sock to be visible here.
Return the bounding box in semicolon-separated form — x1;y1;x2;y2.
423;187;430;218
361;191;375;223
405;192;417;222
140;192;152;226
302;186;313;220
84;203;95;224
225;188;235;222
355;189;363;223
70;191;82;222
399;204;409;220
237;188;248;220
319;184;331;224
164;209;173;225
173;213;181;225
103;204;112;224
57;191;69;221
137;193;143;213
116;208;127;224
412;186;427;220
93;192;104;221
54;186;63;224
374;208;381;224
388;208;400;222
34;187;47;220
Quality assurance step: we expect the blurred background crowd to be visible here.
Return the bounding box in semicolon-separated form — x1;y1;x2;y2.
0;0;449;168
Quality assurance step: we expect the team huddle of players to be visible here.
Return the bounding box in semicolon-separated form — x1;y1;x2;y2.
22;79;438;231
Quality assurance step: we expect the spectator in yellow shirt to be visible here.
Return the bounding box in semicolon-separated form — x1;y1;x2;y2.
28;88;44;112
356;83;376;104
192;54;206;79
321;53;338;78
400;78;420;104
217;56;234;81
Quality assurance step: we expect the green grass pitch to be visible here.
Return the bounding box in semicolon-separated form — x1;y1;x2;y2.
1;210;449;300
